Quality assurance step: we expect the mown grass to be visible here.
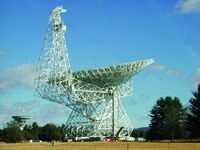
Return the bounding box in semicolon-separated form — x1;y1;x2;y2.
0;142;200;150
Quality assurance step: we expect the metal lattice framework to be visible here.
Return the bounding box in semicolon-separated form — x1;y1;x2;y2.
34;6;154;137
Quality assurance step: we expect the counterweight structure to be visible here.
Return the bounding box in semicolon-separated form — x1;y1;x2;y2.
34;6;154;137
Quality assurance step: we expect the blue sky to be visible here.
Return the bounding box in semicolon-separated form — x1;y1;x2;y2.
0;0;200;128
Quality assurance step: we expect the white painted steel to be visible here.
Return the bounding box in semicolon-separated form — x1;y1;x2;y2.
34;6;154;137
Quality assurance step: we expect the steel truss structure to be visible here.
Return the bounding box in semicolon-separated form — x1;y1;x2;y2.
34;6;154;137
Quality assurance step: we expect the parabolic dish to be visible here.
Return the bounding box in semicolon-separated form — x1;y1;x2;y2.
73;59;154;88
12;116;30;122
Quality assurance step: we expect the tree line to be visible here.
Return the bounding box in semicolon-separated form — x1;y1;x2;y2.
0;83;199;142
0;122;66;143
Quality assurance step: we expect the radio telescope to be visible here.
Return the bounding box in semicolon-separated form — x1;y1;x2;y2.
34;6;154;137
12;116;30;130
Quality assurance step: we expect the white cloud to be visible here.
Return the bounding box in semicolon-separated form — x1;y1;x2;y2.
0;100;69;127
0;64;35;93
174;0;200;14
35;103;68;125
0;101;37;127
149;64;183;79
167;69;183;79
150;64;166;72
191;68;200;87
0;50;5;56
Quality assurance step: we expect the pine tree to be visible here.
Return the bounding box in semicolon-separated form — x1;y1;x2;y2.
187;83;200;138
148;97;187;140
2;121;24;143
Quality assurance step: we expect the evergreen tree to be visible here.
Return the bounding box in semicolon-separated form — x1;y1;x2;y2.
0;129;3;142
23;124;33;140
23;122;41;140
31;122;40;140
39;123;62;141
2;121;24;143
187;83;200;138
131;129;147;139
148;96;187;140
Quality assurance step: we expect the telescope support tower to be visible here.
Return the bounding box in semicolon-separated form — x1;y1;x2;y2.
34;6;154;137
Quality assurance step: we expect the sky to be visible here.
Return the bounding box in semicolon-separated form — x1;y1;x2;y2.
0;0;200;128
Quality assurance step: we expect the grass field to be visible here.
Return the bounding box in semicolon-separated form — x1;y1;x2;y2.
1;142;200;150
